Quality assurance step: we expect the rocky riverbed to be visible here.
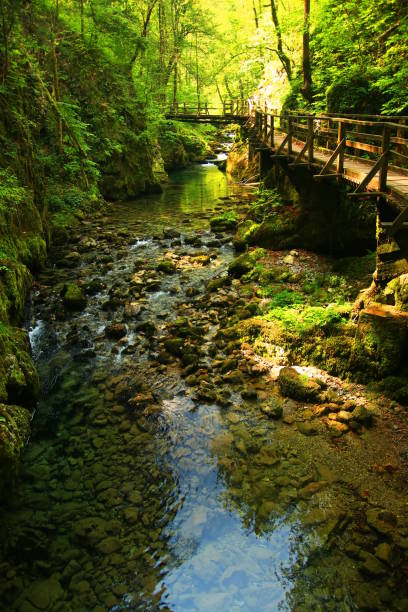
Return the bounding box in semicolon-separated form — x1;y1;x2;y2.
0;163;408;611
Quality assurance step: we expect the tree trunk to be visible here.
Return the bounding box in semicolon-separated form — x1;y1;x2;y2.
302;0;313;102
269;0;292;81
172;52;178;109
195;31;200;108
0;0;9;85
252;0;258;28
80;0;84;38
52;39;63;155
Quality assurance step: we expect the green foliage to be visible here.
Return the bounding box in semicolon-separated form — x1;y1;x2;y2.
0;170;26;212
265;303;351;334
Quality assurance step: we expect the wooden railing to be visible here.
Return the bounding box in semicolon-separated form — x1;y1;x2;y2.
251;109;408;179
167;99;249;117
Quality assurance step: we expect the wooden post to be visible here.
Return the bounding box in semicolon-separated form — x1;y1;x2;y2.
175;101;179;116
264;112;268;141
270;115;274;148
308;116;314;163
288;116;292;155
183;102;187;113
223;100;226;116
337;121;346;175
255;110;261;135
205;102;209;115
379;124;390;192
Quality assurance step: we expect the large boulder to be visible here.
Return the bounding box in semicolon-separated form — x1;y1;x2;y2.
62;283;87;310
278;367;321;402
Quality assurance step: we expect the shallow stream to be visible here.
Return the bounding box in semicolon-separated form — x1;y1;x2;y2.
1;163;408;611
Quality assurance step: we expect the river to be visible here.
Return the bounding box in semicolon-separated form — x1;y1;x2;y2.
0;162;407;611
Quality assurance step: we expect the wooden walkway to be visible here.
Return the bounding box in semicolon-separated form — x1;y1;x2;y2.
167;101;408;236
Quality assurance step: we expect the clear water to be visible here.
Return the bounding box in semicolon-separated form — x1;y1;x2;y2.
0;164;407;611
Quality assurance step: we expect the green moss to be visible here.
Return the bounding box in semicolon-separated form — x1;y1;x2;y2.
157;259;177;274
210;210;238;232
278;367;322;401
62;283;87;310
158;120;215;171
0;402;31;503
265;304;351;334
228;248;266;279
0;325;39;407
349;311;407;382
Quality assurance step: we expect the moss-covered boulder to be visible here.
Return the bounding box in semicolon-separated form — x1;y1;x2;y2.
228;248;265;279
278;367;321;402
210;212;238;233
384;274;408;311
233;220;260;252
248;217;298;250
164;338;185;357
62;283;87;310
0;403;31;503
261;397;284;419
349;306;408;383
157;259;176;274
0;326;39;407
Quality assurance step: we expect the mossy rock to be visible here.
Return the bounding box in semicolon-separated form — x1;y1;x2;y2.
248;218;298;250
62;283;87;310
206;276;230;292
0;325;39;407
210;214;238;233
228;248;265;279
261;397;284;419
384;274;408;311
164;337;184;357
0;403;31;503
157;259;176;274
233;220;260;251
278;367;321;402
349;307;408;382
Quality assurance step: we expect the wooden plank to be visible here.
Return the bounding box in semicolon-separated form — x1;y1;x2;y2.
345;140;382;155
348;192;387;198
318;138;345;175
354;153;387;193
276;133;290;155
313;173;339;180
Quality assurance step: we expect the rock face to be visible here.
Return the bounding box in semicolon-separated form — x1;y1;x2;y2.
278;367;321;402
0;403;31;501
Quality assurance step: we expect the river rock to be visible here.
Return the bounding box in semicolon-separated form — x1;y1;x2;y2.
62;283;87;310
366;507;397;536
260;397;284;419
278;367;321;402
163;228;181;239
157;259;176;274
23;577;63;610
359;550;387;576
164;338;184;357
104;323;127;339
97;537;121;554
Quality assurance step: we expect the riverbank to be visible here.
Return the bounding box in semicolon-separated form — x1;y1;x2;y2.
1;162;408;610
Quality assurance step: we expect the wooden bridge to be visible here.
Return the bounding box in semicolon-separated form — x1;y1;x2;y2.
166;101;408;238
